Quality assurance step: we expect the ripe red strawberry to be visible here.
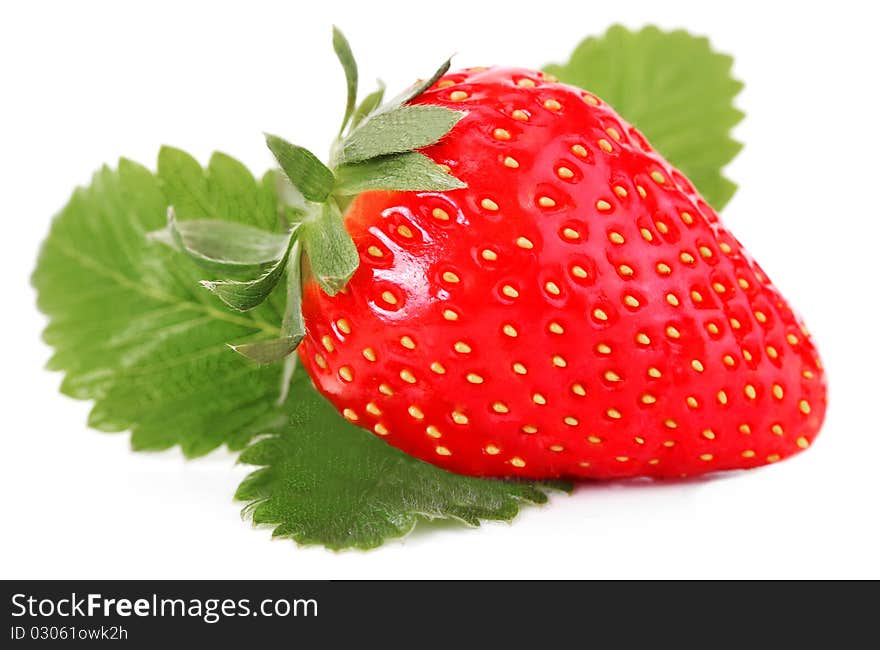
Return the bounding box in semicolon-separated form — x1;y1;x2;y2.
297;66;827;479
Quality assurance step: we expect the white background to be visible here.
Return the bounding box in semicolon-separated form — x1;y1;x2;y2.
1;0;877;579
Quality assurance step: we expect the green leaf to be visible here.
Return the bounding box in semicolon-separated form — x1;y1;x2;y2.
383;57;452;110
230;337;300;364
300;202;359;296
33;153;291;457
265;134;335;203
149;209;291;277
340;105;464;164
335;152;466;195
544;25;744;210
236;371;567;550
350;81;385;129
332;26;359;135
200;237;292;311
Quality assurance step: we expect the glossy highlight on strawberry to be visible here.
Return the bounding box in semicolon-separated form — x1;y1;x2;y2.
298;66;827;479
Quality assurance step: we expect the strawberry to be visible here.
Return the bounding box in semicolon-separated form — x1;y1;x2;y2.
295;65;826;479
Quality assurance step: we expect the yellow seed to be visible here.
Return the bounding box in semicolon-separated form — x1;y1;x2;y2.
663;440;676;448
408;405;425;420
700;453;714;462
799;400;811;414
647;367;662;378
400;369;416;383
426;425;442;438
691;290;703;303
637;185;647;198
443;309;458;321
571;383;586;396
362;348;376;362
544;98;562;111
699;246;713;259
739;424;752;434
691;360;705;373
532;393;547;405
738;278;750;290
613;185;628;198
767;454;781;463
432;207;450;221
606;127;621;141
616;456;629;463
381;290;398;305
593;308;609;321
803;369;815;379
712;282;726;294
538;196;556;208
511;109;529;121
588;435;602;444
655;221;669;235
397;224;413;238
571;265;588;279
562;227;579;240
502;284;519;298
598;138;613;152
442;271;459;283
640;228;654;242
772;424;784;436
510;457;526;468
493;128;511;141
549;444;565;452
522;425;538;434
702;429;716;440
400;335;416;349
512;362;527;375
481;249;498;261
451;411;468;425
502;324;518;337
336;318;351;334
503;156;520;169
493;402;509;414
635;437;645;445
609;232;625;244
550;322;565;334
636;333;651;346
466;373;484;384
545;281;561;295
516;236;533;249
596;200;612;211
680;211;694;225
552;355;567;367
430;361;446;374
436;446;452;456
680;252;695;264
624;295;640;308
651;171;666;184
564;416;579;426
343;408;358;421
321;335;335;352
582;93;599;105
773;384;784;399
339;366;354;382
597;343;611;354
666;293;680;306
379;383;394;396
374;423;389;436
454;341;472;354
787;334;800;345
686;396;699;409
571;144;588;158
607;408;622;419
797;436;810;449
480;198;499;211
517;78;536;88
742;450;756;458
755;310;768;323
619;264;634;277
720;242;732;254
707;323;720;335
745;384;757;399
449;90;468;101
604;370;622;382
366;402;382;416
730;318;742;330
666;326;681;339
656;263;672;275
367;245;383;257
718;390;729;405
723;355;735;367
314;354;327;369
437;79;455;88
641;394;657;405
664;419;678;429
648;459;660;465
485;444;501;455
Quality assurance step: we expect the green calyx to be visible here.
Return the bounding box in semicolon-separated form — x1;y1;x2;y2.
150;26;465;367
